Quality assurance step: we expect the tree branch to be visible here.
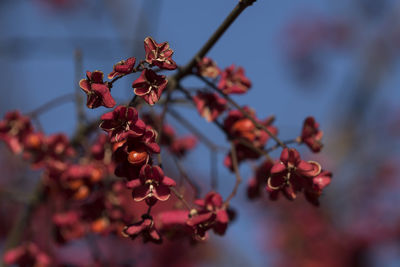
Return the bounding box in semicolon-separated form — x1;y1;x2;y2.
172;0;257;82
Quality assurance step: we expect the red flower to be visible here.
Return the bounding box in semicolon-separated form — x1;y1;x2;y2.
144;37;177;70
224;107;276;145
0;111;33;154
301;116;323;152
247;159;274;200
90;133;108;160
160;124;176;146
100;105;145;143
79;70;116;109
193;92;227;122
112;126;160;180
129;164;176;205
223;107;278;170
123;214;162;243
169;135;197;158
197;57;220;78
46;133;75;161
132;68;168;106
108;57;136;79
312;170;332;191
266;148;322;201
3;243;51;267
22;132;47;167
52;211;85;244
187;191;230;240
218;65;251;94
304;170;332;206
158;210;193;239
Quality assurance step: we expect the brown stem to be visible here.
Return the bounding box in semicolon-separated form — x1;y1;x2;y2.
172;156;200;198
170;187;192;210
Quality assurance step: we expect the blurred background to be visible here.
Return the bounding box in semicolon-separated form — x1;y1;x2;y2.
1;0;400;266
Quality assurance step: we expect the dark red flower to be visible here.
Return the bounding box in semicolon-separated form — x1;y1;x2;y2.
224;107;277;146
218;65;251;94
197;57;220;78
3;243;51;267
129;164;176;205
312;170;332;192
193;91;227;122
60;163;101;200
140;125;161;155
266;148;322;202
247;159;274;200
187;191;229;240
160;124;176;146
144;36;177;70
46;133;75;161
0;111;33;154
90;133;108;160
112;126;160;179
122;214;162;243
108;57;136;79
100;105;145;143
132;68;168;106
79;70;116;109
304;170;332;206
301;116;323;152
22;132;47;167
169;135;197;158
223;108;278;170
52;211;85;243
158;210;193;239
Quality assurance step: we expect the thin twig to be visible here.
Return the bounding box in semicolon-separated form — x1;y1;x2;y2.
224;142;242;206
170;187;192;210
196;74;286;148
27;93;75;117
74;49;87;126
172;156;200;198
265;138;299;153
168;109;225;151
70;119;101;148
109;60;146;86
178;85;273;160
1;180;45;266
172;0;257;82
156;85;174;167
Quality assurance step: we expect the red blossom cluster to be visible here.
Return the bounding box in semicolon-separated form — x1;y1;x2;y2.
79;37;177;108
3;242;51;267
0;32;332;265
